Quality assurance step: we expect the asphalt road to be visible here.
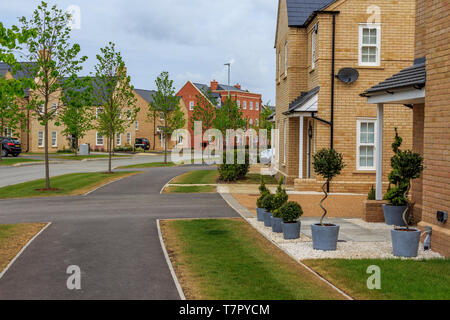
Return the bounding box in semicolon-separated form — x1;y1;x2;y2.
0;165;238;300
0;154;181;188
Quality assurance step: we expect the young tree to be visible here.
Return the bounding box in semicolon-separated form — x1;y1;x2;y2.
191;90;217;133
16;1;87;189
59;75;94;156
92;42;139;173
259;103;274;140
149;72;185;163
213;96;247;136
0;76;26;160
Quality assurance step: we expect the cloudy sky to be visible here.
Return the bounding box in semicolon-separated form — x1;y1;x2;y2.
1;0;278;103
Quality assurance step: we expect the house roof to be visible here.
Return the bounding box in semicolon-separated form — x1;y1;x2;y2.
285;86;320;114
135;89;156;103
267;111;276;121
361;58;426;97
192;83;222;99
286;0;336;27
216;83;246;92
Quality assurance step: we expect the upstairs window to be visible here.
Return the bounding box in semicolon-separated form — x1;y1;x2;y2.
250;102;253;110
311;25;317;69
359;24;381;66
237;100;241;108
243;101;247;110
116;133;121;146
52;103;58;115
284;41;288;75
189;101;194;111
135;121;139;131
256;102;259;111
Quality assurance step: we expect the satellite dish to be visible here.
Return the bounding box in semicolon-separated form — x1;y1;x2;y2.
337;68;359;84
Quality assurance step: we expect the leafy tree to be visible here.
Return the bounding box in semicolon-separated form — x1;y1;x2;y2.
59;75;94;156
92;42;139;173
384;128;424;228
191;89;217;133
149;72;185;163
15;1;87;189
0;76;26;160
259;103;274;141
312;148;345;225
213;97;247;137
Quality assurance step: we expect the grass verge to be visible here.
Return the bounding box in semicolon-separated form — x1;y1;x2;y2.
160;218;345;300
233;173;278;185
117;161;177;169
50;155;129;160
172;170;219;184
0;158;42;166
0;171;141;199
303;258;450;300
0;223;47;273
164;185;216;194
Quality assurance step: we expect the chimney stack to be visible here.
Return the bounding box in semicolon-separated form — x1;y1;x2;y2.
210;80;218;91
234;83;241;90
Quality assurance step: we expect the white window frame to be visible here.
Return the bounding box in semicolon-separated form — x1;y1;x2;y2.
135;121;139;131
359;23;381;67
189;101;194;111
284;41;288;76
243;101;247;110
51;131;57;147
127;132;131;145
52;102;58;115
96;132;104;146
256;102;259;111
4;127;12;137
311;26;317;69
237;100;241;108
356;119;377;171
249;119;253;126
250;102;253;110
116;133;121;146
38;131;44;148
283;119;287;165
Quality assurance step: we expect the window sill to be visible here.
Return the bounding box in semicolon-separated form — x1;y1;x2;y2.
356;65;383;70
353;170;376;174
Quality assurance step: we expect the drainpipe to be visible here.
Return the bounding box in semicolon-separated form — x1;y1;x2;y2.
330;13;337;150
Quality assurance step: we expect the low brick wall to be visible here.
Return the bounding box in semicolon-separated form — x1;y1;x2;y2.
363;200;388;223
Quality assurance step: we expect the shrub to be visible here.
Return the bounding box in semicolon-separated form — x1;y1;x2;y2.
272;178;288;217
367;185;376;200
218;149;250;182
260;193;274;212
279;202;303;223
384;129;424;227
312;148;345;225
257;175;270;208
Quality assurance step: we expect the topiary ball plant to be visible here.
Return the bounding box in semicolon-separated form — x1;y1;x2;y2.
312;148;345;225
279;201;303;223
261;193;275;212
257;175;271;209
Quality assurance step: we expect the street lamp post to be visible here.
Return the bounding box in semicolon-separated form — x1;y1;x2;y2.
224;63;231;97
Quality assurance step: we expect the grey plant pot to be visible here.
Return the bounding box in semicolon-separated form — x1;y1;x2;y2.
311;224;340;251
383;204;408;226
391;228;421;257
282;221;301;239
256;208;266;222
264;211;273;227
272;217;283;233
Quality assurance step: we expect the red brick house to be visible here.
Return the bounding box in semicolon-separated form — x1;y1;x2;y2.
177;80;262;147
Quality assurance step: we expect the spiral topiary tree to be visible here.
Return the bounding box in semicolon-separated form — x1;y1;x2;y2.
312;148;345;225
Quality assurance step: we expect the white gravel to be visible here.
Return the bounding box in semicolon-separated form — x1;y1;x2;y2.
247;217;442;260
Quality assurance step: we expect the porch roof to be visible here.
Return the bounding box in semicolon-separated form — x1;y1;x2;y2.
284;86;319;115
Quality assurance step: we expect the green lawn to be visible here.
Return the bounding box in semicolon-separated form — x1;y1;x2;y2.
304;258;450;300
50;154;129;160
161;219;344;300
165;185;216;193
117;161;177;169
0;158;42;166
0;171;140;199
172;170;219;184
235;173;278;185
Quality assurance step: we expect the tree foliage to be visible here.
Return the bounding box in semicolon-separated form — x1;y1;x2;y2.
213;97;247;136
92;42;139;172
191;90;217;133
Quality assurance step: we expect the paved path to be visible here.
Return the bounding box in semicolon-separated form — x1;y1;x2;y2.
0;166;238;300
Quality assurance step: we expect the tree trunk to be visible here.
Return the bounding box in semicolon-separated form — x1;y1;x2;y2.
45;121;50;189
153;114;156;150
0;120;3;161
74;136;78;157
164;119;167;163
108;135;112;173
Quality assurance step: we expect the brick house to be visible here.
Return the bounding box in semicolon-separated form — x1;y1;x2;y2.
362;0;449;256
274;0;415;194
0;64;185;153
177;80;262;147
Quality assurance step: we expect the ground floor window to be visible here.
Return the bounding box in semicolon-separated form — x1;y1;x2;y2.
38;131;44;147
116;133;121;146
3;127;12;137
96;132;104;146
357;119;376;170
51;131;57;147
127;132;131;145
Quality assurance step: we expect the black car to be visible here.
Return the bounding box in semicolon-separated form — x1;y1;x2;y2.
135;138;150;150
1;137;22;157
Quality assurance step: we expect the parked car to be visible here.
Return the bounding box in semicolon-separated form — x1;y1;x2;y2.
135;138;150;151
1;137;22;157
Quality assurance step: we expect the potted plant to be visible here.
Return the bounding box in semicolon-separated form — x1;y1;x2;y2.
279;202;303;239
311;148;345;251
260;193;275;227
256;176;270;222
384;130;424;257
382;129;412;226
271;178;288;233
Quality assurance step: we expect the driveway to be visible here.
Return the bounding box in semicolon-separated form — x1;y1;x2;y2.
0;166;238;300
